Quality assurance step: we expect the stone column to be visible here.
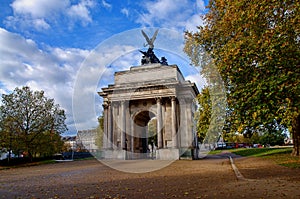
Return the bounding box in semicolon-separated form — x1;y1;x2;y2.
179;98;187;148
131;119;134;153
157;98;163;149
107;103;112;149
112;103;118;149
186;100;192;147
102;102;108;149
171;96;178;148
121;101;126;149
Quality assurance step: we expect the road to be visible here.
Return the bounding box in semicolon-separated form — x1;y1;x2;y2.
0;153;299;199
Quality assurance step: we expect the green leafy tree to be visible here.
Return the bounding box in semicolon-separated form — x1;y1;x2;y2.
31;131;64;157
259;130;286;146
258;120;288;146
0;116;21;163
185;44;227;148
195;87;212;143
148;118;157;147
95;116;104;149
185;0;300;155
0;86;67;160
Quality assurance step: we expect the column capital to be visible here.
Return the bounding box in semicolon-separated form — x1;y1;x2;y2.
120;100;128;107
102;103;109;109
103;99;111;108
171;96;176;101
156;97;162;104
178;98;186;104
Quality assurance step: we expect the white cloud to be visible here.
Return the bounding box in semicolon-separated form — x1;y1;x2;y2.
136;0;205;31
185;73;206;92
0;28;143;134
121;8;129;17
6;0;96;31
67;0;96;25
196;0;206;11
0;28;90;134
32;18;51;30
11;0;69;18
73;44;138;131
184;14;203;33
102;0;112;10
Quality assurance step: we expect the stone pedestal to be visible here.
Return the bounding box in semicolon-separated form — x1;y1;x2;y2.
156;148;180;160
104;149;127;160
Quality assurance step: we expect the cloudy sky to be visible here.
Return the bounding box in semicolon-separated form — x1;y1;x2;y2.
0;0;208;136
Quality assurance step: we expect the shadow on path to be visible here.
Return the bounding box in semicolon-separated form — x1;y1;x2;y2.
202;151;243;160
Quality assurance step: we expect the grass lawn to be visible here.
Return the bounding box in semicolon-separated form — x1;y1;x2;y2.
230;147;300;168
0;159;57;170
0;157;95;170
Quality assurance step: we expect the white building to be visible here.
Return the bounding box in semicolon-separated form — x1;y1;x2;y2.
77;129;99;152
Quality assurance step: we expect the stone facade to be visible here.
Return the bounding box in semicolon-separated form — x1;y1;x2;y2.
98;63;199;160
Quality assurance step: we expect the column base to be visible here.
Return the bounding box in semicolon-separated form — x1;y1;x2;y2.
156;148;180;160
179;148;196;160
103;149;127;160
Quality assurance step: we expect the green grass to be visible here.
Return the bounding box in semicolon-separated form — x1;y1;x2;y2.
0;156;97;170
0;159;57;170
208;149;224;155
231;147;292;157
230;147;300;168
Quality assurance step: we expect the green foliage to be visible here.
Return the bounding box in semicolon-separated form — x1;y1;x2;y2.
191;53;227;146
0;86;67;159
147;118;157;146
31;131;64;157
185;0;300;155
232;147;292;157
259;130;286;146
95;116;104;148
195;87;211;143
212;147;300;168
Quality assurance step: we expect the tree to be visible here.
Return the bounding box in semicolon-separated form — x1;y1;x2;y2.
195;87;212;143
185;40;227;149
0;116;20;163
258;119;288;146
148;118;157;147
0;86;67;160
95;116;104;149
31;131;64;157
185;0;300;155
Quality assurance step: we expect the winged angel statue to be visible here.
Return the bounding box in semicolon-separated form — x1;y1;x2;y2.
141;29;159;49
139;29;167;65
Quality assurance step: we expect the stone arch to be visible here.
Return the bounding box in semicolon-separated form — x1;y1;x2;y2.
99;63;199;160
131;109;157;124
132;110;156;156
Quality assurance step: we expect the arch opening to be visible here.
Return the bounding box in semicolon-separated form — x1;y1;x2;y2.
133;111;157;157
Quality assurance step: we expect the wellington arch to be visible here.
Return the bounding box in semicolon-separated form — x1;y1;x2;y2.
98;62;199;160
98;29;199;160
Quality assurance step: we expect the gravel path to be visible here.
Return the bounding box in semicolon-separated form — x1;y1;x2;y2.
0;153;299;199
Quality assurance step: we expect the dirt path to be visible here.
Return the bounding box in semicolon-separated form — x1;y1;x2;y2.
0;154;299;199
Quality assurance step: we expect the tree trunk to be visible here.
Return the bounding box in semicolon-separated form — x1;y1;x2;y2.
28;151;33;162
25;141;33;162
291;113;300;156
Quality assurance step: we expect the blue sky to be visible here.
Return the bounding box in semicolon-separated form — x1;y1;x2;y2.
0;0;208;136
